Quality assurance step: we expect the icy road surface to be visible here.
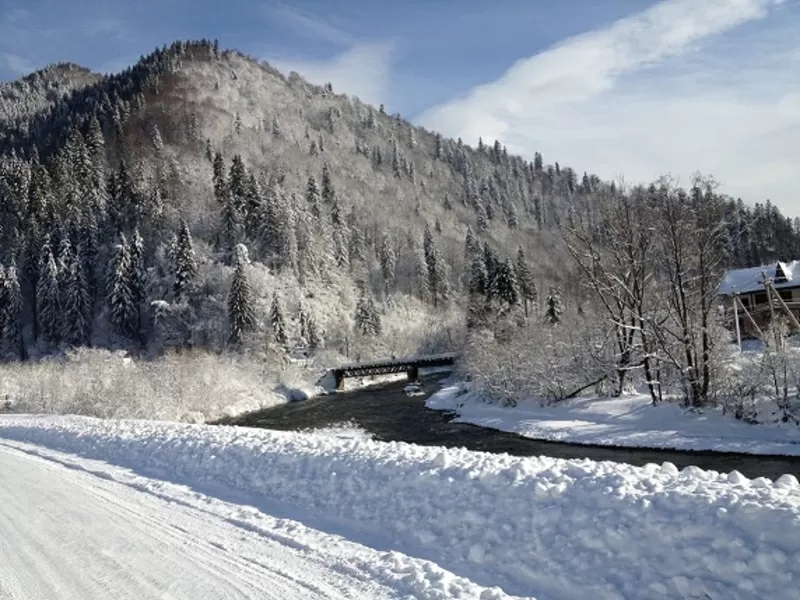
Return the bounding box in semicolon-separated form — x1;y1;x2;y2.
0;441;510;600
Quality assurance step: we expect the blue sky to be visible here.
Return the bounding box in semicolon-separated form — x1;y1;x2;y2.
1;0;799;214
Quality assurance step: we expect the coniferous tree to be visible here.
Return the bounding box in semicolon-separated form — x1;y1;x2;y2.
37;243;60;344
220;186;241;258
243;172;263;238
56;235;74;315
321;163;335;203
212;152;227;204
78;221;99;300
0;267;7;345
281;199;299;276
413;241;429;302
348;225;367;272
330;197;349;267
270;292;287;347
108;235;137;338
117;159;141;230
469;253;488;297
492;258;519;307
483;244;499;301
392;140;402;178
62;245;91;346
298;303;308;341
475;202;489;231
228;244;255;345
2;266;23;359
306;314;321;349
173;220;197;300
378;231;396;293
430;257;450;308
306;175;322;219
228;155;248;212
515;247;537;317
544;286;563;325
129;229;145;332
355;291;381;336
464;226;480;260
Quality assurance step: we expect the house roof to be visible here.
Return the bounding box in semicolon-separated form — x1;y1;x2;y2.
717;261;800;296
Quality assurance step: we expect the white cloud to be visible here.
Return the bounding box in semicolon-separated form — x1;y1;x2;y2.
1;53;35;76
269;42;393;107
263;2;354;46
419;0;800;214
262;4;394;107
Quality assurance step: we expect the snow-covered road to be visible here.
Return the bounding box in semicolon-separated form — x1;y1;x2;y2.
0;441;507;600
1;414;799;599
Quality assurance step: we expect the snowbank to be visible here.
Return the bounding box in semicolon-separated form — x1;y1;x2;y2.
1;415;799;599
429;385;800;456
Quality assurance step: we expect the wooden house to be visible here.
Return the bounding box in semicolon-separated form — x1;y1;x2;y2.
717;261;800;339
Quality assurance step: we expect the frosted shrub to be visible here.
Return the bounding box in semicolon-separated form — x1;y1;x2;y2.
0;348;298;422
465;314;612;405
718;348;800;424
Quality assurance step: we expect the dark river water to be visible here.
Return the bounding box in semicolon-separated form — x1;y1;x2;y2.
221;376;800;480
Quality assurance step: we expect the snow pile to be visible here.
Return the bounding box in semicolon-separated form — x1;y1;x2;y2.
429;385;800;456
1;415;799;599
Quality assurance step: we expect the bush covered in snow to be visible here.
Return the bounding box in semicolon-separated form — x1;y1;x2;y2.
0;347;319;422
463;311;613;406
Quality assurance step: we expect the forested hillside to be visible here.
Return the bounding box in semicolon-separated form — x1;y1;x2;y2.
0;39;798;371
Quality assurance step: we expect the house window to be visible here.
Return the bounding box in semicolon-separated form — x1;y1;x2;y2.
779;289;793;302
754;292;768;305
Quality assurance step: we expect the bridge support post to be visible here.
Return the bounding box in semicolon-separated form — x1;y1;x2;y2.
407;365;419;383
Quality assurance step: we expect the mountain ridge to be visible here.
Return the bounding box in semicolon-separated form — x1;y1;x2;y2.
0;39;796;364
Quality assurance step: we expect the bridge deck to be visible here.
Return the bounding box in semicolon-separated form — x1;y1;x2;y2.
336;352;457;373
328;353;457;390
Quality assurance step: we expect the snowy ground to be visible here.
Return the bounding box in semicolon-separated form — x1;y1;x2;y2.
428;385;800;456
1;415;799;599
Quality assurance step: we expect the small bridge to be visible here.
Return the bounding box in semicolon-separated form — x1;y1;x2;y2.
327;353;457;391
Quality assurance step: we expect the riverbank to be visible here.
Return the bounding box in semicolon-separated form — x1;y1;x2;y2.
223;377;800;480
427;384;800;457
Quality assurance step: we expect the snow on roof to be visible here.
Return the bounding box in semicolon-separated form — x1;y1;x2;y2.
717;260;800;295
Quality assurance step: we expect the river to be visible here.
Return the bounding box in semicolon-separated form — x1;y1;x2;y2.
221;376;800;480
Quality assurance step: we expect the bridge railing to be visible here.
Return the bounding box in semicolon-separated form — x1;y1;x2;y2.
323;353;458;391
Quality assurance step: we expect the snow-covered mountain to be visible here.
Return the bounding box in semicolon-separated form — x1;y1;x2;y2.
0;40;797;366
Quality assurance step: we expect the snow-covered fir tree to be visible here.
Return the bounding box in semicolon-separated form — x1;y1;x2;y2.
378;231;396;293
515;247;537;317
492;258;519;307
62;245;91;346
173;220;197;300
306;315;321;349
544;286;563;325
306;175;321;219
321;163;335;203
355;291;381;336
413;240;430;302
270;292;287;347
227;244;256;345
2;266;23;359
108;235;138;338
37;242;61;345
469;253;488;297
